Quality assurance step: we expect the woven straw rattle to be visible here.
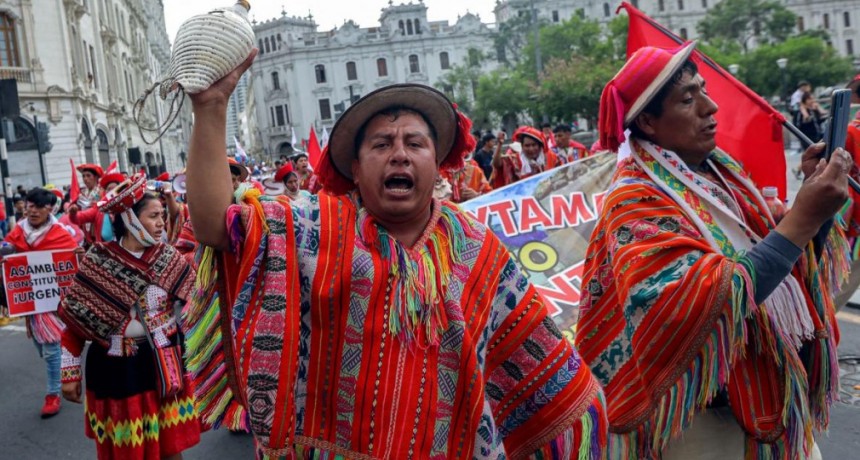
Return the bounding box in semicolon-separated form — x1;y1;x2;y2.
134;0;255;144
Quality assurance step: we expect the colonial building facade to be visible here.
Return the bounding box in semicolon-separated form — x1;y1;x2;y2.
0;0;189;191
247;2;496;159
245;0;857;159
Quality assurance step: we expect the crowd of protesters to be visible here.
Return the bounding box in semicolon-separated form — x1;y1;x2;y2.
0;40;859;460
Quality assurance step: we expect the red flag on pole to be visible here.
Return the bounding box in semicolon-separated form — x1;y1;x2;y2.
308;127;322;170
106;160;118;174
69;159;80;204
619;2;788;198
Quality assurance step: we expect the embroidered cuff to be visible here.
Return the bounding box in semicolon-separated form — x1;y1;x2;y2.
61;347;82;383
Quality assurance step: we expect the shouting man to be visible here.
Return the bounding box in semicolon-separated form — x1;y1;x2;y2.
184;51;607;459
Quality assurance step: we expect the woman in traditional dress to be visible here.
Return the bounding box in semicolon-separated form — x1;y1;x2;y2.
274;162;311;203
57;174;199;460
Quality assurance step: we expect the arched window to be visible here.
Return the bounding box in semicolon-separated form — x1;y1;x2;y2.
824;13;830;29
409;54;420;73
701;0;707;7
678;0;684;10
6;117;36;151
414;19;421;34
658;0;665;12
0;13;21;67
258;39;264;54
439;52;450;70
96;129;110;167
277;33;282;48
346;61;357;80
377;58;388;77
406;20;414;35
398;20;405;34
603;3;610;17
632;0;639;7
845;12;851;28
315;64;327;83
680;28;688;39
264;37;271;54
271;71;280;90
82;119;94;163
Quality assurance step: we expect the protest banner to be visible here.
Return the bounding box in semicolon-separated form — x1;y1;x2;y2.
2;249;78;317
461;153;616;343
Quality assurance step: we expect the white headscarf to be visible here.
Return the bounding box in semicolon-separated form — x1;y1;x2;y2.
120;207;159;247
20;214;58;246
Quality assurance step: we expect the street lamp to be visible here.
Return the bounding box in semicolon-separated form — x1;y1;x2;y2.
776;58;789;112
728;64;739;76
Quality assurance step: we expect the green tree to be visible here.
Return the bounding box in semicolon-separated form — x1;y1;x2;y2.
536;56;619;126
435;50;485;117
474;69;536;131
697;0;797;53
736;36;854;97
493;14;537;66
475;15;627;128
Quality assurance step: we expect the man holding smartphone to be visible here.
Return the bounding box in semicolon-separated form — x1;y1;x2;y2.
577;43;850;459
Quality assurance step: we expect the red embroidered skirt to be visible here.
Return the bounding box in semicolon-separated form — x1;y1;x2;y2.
84;338;201;460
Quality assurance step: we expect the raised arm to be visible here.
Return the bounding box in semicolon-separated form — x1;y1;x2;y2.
186;50;257;250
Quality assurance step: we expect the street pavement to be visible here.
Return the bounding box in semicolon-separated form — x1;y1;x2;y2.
0;150;858;458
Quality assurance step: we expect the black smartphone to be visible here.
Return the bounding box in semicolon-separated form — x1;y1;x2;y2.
823;89;852;160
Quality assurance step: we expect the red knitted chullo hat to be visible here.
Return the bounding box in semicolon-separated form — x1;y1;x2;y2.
274;162;295;183
598;42;696;152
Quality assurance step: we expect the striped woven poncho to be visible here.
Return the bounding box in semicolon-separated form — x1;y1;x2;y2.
183;188;607;459
576;139;848;459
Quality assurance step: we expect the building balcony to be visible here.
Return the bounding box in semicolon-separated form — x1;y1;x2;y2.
0;67;32;83
405;72;429;83
266;125;291;135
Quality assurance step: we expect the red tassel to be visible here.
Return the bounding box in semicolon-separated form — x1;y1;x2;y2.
599;84;625;152
317;145;356;195
440;110;476;171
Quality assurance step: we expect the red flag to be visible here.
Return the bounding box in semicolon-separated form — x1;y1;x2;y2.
619;2;787;198
106;160;118;174
308;127;322;170
69;159;80;204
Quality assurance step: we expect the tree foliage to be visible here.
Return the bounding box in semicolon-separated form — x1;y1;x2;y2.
474;15;627;129
704;36;854;98
697;0;797;53
435;50;486;118
493;14;537;66
536;56;619;125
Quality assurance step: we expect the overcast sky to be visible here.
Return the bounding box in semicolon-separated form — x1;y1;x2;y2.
162;0;498;43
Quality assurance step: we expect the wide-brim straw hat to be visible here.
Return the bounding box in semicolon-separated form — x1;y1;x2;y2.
227;158;250;182
328;84;459;180
77;163;104;177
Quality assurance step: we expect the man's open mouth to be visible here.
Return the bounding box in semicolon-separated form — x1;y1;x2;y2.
384;175;415;193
